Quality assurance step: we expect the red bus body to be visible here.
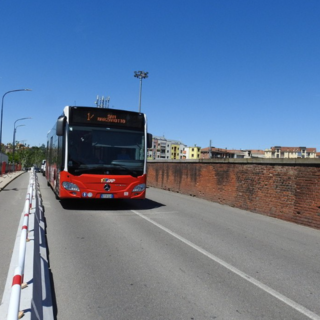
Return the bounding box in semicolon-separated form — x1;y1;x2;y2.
46;106;151;200
47;169;147;200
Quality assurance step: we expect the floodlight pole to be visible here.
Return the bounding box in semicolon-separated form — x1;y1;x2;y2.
134;71;148;113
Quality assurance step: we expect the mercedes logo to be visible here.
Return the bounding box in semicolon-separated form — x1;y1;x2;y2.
104;184;111;191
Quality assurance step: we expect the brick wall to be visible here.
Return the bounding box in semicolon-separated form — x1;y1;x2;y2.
147;159;320;229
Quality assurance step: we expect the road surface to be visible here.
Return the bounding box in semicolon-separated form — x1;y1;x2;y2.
2;173;320;320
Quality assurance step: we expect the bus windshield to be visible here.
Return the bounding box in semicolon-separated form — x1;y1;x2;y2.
67;125;145;177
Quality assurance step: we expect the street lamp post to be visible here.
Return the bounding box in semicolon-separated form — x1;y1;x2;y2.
12;125;25;165
0;89;32;157
12;117;31;163
134;71;148;113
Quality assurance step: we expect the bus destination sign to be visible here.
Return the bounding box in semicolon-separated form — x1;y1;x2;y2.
95;114;126;125
69;107;144;129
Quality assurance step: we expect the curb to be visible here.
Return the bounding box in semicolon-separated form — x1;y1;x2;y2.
0;172;26;191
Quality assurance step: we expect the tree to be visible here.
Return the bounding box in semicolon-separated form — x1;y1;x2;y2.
13;145;46;168
29;146;46;167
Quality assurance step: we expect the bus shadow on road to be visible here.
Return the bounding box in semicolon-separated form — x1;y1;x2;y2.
59;198;165;211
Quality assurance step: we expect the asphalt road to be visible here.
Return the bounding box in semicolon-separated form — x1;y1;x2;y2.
35;174;320;320
2;173;320;320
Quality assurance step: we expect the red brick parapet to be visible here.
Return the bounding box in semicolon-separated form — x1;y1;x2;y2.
147;159;320;229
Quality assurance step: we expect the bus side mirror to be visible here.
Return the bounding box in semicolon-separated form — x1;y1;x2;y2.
147;133;153;149
56;116;66;136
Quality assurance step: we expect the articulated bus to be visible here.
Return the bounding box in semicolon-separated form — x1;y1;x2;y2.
46;106;152;200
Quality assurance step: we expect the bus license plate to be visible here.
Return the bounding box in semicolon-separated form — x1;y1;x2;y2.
101;194;114;199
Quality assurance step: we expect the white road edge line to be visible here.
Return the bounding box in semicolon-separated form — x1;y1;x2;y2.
131;209;320;320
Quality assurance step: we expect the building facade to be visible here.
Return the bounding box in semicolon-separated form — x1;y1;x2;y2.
148;136;186;160
185;146;201;159
200;147;235;159
148;138;318;161
265;146;317;159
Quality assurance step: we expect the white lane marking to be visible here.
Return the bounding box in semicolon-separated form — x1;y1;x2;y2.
131;210;320;320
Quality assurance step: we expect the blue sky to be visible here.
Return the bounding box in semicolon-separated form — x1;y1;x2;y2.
1;0;319;150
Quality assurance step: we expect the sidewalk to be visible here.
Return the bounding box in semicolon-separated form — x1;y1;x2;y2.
0;171;26;191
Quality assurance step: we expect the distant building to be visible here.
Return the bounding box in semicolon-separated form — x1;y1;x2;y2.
0;152;8;163
265;146;317;158
185;146;201;159
200;148;265;159
200;147;235;159
148;138;318;161
148;136;186;160
241;150;265;158
171;142;187;160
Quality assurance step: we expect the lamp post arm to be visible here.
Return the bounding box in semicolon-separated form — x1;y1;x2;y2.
0;89;32;152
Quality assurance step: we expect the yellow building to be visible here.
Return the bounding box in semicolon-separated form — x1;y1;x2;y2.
185;146;201;159
171;143;187;159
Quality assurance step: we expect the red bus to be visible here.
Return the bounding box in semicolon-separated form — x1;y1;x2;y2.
46;106;152;200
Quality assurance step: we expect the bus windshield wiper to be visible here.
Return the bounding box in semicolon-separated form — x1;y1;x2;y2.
71;164;141;177
72;165;107;174
110;164;140;177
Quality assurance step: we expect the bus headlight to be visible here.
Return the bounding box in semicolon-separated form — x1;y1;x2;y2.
62;181;80;191
133;184;146;192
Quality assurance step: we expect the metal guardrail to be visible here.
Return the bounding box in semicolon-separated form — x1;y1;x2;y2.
1;169;54;320
6;170;33;319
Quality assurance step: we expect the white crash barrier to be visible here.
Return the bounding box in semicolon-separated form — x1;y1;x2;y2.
7;267;23;320
2;168;54;320
18;195;30;288
6;170;34;319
